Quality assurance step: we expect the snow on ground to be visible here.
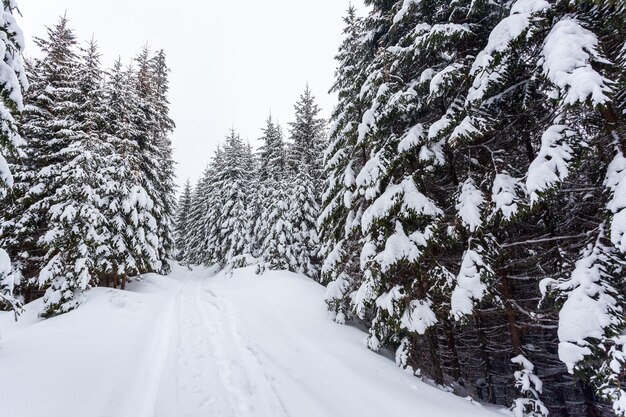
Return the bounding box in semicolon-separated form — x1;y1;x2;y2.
0;264;505;417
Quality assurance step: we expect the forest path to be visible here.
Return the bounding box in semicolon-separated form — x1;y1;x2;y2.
0;265;503;417
148;270;288;417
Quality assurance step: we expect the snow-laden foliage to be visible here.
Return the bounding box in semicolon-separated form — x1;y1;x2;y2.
541;226;626;415
0;248;20;316
361;177;442;232
540;17;612;108
318;0;626;415
455;178;484;233
467;0;550;104
289;171;320;277
606;152;626;253
491;173;523;221
450;241;494;321
0;0;26;319
510;355;549;417
526;124;577;203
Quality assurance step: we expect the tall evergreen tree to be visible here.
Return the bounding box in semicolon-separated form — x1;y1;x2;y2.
174;179;192;261
208;130;253;268
99;59;159;289
183;168;210;266
288;85;326;185
133;45;176;274
288;169;320;277
0;0;27;315
8;17;108;316
254;115;292;269
148;48;177;271
287;86;325;277
257;177;294;273
320;6;372;324
257;114;286;182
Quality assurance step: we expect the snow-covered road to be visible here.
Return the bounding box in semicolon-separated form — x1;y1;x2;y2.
0;265;504;417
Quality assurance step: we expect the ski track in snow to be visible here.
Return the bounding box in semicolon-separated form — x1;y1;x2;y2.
136;269;288;417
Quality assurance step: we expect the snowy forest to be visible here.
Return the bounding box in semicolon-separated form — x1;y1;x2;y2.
1;0;625;417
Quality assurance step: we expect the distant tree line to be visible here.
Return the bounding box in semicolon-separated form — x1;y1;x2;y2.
176;86;326;279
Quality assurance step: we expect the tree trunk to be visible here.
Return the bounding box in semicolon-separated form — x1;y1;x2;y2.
501;274;522;355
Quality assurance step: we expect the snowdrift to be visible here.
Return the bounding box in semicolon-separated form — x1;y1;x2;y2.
0;264;504;417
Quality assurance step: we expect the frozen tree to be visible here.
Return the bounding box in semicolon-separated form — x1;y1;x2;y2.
0;0;27;315
208;130;253;268
254;115;292;270
147;48;177;271
99;59;159;289
319;6;371;324
257;114;286;182
288;170;320;278
174;179;192;261
132;45;176;274
257;178;294;273
288;84;326;189
9;17;110;316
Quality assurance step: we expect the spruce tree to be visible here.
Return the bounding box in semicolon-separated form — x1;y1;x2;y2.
0;0;27;315
288;170;320;278
254;115;293;270
148;48;177;271
286;87;325;277
11;17;109;316
209;130;253;268
288;85;326;188
319;6;372;324
257;114;286;182
133;45;176;274
174;179;192;261
257;177;294;273
183;169;210;265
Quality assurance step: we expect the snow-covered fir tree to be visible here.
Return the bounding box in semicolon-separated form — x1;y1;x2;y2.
174;179;192;261
209;130;254;269
133;45;176;274
257;114;286;183
254;115;293;270
319;6;371;324
0;0;27;316
257;177;294;273
288;84;326;189
288;169;320;278
6;17;110;316
98;59;159;289
286;86;325;278
147;48;177;272
320;1;626;415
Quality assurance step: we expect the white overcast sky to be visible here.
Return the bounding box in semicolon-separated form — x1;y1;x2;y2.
18;0;366;188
